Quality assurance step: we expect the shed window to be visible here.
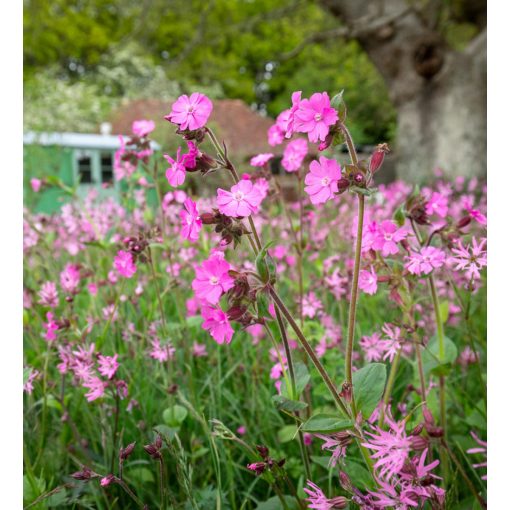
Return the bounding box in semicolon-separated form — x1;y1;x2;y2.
77;155;93;184
100;152;113;184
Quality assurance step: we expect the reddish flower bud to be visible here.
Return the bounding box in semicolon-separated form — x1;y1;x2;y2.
338;471;352;492
70;467;94;481
337;177;350;193
340;382;352;403
100;474;115;487
410;434;429;451
120;442;136;461
457;216;472;229
200;212;216;225
369;143;390;173
330;496;349;509
247;462;266;475
256;445;269;459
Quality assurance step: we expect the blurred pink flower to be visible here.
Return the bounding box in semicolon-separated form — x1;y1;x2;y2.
83;376;107;402
282;138;308;172
38;281;59;308
405;246;446;275
359;267;378;295
44;312;59;342
97;354;119;380
304;156;341;205
217;180;264;218
132;119;155;137
192;341;208;357
166;93;213;131
250;153;274;167
31;178;42;192
164;148;186;187
180;198;202;242
425;192;448;218
267;124;284;146
114;250;137;278
60;264;80;293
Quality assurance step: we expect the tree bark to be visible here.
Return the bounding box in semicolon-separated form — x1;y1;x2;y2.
319;0;486;181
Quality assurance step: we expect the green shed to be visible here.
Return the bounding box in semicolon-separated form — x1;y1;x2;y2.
23;131;160;214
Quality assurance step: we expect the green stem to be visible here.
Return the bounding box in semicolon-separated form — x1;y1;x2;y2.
269;287;349;417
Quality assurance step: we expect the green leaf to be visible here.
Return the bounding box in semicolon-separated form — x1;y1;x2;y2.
344;459;376;489
301;414;352;433
163;405;188;427
352;363;387;419
277;424;298;443
272;395;308;413
255;240;276;282
439;301;449;324
422;335;458;375
393;205;406;227
350;186;373;197
153;424;178;441
256;291;271;320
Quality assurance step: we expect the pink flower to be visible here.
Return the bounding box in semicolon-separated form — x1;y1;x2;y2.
114;136;136;181
250;153;274;167
360;333;387;362
303;480;346;510
302;292;323;318
201;305;234;345
165;93;213;131
425;192;448;218
362;417;411;480
180;198;202;242
149;339;176;362
60;264;80;293
359;266;378;295
316;433;350;467
217;180;264;218
132;119;155;138
192;341;208;357
284;91;302;138
31;178;42;192
24;368;39;394
405;246;446;276
44;312;59;342
267;124;285;146
97;354;119;379
83;376;107;402
451;237;487;280
467;431;487;480
294;92;338;143
371;220;408;257
282;138;308;172
38;281;59;308
237;426;247;435
114;250;137;278
88;283;98;296
164;148;186;187
304;156;341;205
191;252;234;304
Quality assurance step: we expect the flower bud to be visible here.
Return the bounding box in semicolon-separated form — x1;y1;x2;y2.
318;132;334;151
330;496;349;509
100;474;115;487
457;216;471;229
338;471;353;492
337;177;350;193
200;212;216;225
70;467;94;480
369;143;390;173
247;462;266;475
120;442;136;461
256;445;269;459
410;434;429;450
340;382;352;404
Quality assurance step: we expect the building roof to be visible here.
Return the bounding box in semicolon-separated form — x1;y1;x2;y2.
23;131;160;151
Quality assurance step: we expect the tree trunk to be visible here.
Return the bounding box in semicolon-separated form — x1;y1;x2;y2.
319;0;486;181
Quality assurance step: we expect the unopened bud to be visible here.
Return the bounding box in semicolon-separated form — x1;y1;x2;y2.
330;496;349;509
120;442;136;461
318;132;334;152
338;471;352;492
337;177;350;193
410;434;429;450
70;467;93;481
340;382;352;403
256;445;269;459
369;143;390;173
200;212;216;225
247;462;266;475
457;216;472;229
100;474;115;487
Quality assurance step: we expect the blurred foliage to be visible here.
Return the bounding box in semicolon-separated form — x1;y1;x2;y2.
23;0;484;143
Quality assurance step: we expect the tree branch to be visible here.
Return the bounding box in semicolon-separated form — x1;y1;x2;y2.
279;5;413;61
